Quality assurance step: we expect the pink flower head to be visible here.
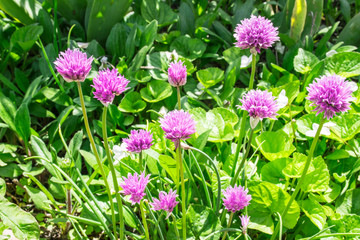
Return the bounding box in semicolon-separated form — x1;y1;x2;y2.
54;48;93;82
123;129;153;153
222;185;251;213
237;89;279;120
234;15;279;53
168;60;187;87
159;110;196;146
120;172;150;205
306;74;356;119
92;68;130;106
150;189;179;218
240;215;250;233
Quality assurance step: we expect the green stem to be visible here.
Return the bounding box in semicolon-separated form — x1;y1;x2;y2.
103;106;124;240
140;200;150;240
288;104;297;145
301;233;360;240
271;117;326;240
231;53;257;177
53;0;59;54
172;214;180;240
66;188;72;231
177;143;186;240
140;151;144;172
177;86;181;110
221;212;234;240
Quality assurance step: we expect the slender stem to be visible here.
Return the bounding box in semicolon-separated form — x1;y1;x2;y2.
231;53;257;177
177;86;181;110
66;188;72;231
53;0;59;54
221;212;234;240
231;128;254;186
139;151;144;172
177;143;186;240
271;117;326;240
288;104;297;145
172;214;180;240
103;106;125;240
140;200;150;240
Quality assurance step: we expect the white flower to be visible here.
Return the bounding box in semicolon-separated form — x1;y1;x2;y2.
113;143;129;164
347;81;358;92
305;122;336;137
240;55;252;68
275;42;285;54
326;50;337;57
276;89;288;109
250;116;260;129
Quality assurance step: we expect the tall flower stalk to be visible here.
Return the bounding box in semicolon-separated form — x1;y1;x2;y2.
168;60;187;110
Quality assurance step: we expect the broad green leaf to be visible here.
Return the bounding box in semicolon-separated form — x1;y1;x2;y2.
271;80;300;106
0;163;22;178
293;48;319;74
283;153;312;178
15;103;31;142
328;214;360;234
189;107;238;142
336;189;360;215
46;0;85;23
86;40;105;58
301;196;327;230
118;92;146;113
125;25;137;60
24;186;51;211
330;114;360;141
338;13;360;48
211;170;230;199
302;156;330;193
0;0;41;24
0;73;22;95
248;182;300;233
186;205;222;240
140;20;158;48
159;155;178;184
290;0;307;40
324;52;360;78
128;46;150;72
301;0;323;38
106;23;129;59
0;92;16;131
261;158;289;184
41;87;73;106
146;52;171;80
10;25;43;53
140;80;173;103
254;131;296;161
141;0;178;27
0;178;5;197
170;36;206;60
196;68;224;89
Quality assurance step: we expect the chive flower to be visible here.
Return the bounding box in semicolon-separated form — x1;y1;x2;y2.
234;15;279;53
150;189;179;218
54;48;93;82
306;74;356;119
159;110;196;146
120;172;150;205
240;215;250;233
123;130;153;153
222;185;251;213
168;60;187;87
92;68;130;106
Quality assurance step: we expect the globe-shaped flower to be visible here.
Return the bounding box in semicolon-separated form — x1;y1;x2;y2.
92;68;130;106
222;185;251;213
306;74;356;119
168;60;187;87
159;110;196;146
238;89;279;125
234;15;279;53
150;189;179;218
123;130;153;153
120;172;150;205
54;48;93;82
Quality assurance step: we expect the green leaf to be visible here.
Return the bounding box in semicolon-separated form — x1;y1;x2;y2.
24;186;51;211
141;0;178;27
293;48;319;74
140;20;158;48
283;153;311;178
0;0;41;24
159;155;178;185
118;92;146;113
0;73;22;95
302;156;330;193
290;0;307;40
261;158;289;184
189;107;238;142
0;163;22;178
254;131;296;161
301;196;327;230
170;36;206;60
338;13;360;48
330;114;360;141
248;182;300;233
336;189;360;215
0;178;5;197
41;87;73;106
86;40;105;58
301;0;323;38
106;23;129;59
0;92;16;132
324;52;360;78
128;46;150;72
271;80;300;106
328;214;360;233
15;103;31;142
10;24;43;53
146;52;170;80
186;205;222;240
0;184;40;240
140;80;173;103
196;68;224;89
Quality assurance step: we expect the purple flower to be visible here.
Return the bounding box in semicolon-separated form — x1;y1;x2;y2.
240;215;250;233
92;68;130;106
306;74;356;119
123;130;153;153
150;189;179;218
159;110;196;146
168;60;187;87
222;185;251;213
234;15;279;53
54;48;93;82
238;89;279;120
120;172;150;205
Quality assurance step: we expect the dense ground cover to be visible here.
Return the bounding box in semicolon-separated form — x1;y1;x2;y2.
1;0;360;239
